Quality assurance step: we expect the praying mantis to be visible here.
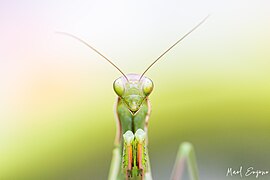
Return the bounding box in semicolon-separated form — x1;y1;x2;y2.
57;15;209;180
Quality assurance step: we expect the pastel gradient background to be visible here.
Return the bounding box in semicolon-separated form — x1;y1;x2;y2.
1;0;270;180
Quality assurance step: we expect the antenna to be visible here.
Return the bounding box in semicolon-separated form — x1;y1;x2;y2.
56;32;129;81
139;15;210;80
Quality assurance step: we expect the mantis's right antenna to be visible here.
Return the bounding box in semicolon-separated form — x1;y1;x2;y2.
56;32;129;81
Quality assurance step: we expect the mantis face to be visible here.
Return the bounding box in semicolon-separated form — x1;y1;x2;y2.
113;74;154;114
57;15;208;116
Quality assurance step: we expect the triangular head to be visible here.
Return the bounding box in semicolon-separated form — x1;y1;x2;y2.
113;74;153;114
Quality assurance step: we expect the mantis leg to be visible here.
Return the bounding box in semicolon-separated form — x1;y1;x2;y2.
170;142;199;180
108;146;122;180
121;129;152;180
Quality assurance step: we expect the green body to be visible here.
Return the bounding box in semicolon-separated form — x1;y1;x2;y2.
116;98;150;179
116;98;149;138
110;74;153;180
108;74;199;180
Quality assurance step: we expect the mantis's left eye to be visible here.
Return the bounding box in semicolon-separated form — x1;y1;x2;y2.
143;78;154;96
113;78;125;97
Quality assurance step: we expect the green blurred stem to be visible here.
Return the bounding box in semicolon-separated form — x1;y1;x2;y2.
170;142;199;180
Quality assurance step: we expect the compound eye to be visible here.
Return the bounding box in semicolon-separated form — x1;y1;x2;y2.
143;78;154;96
113;78;125;97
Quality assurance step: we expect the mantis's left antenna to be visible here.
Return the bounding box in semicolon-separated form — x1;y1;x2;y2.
56;32;129;81
139;15;210;80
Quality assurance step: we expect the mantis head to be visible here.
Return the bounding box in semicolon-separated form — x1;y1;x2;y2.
56;15;209;115
113;74;153;114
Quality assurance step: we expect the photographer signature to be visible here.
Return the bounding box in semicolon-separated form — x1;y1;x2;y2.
226;166;269;178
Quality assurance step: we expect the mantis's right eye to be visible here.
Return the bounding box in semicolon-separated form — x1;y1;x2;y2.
113;78;125;97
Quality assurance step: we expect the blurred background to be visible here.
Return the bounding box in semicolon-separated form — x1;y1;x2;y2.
1;0;270;179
